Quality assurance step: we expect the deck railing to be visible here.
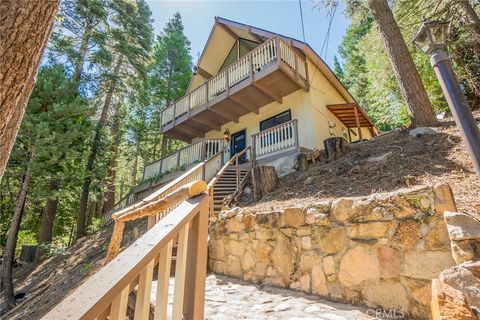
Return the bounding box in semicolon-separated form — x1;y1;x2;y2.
161;36;307;127
143;138;224;181
252;119;299;160
43;192;210;320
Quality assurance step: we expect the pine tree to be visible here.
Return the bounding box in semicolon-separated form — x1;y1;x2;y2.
150;12;193;158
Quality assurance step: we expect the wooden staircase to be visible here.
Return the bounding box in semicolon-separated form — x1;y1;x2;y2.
212;165;249;214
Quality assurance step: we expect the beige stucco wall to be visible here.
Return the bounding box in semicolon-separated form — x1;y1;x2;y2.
197;57;373;158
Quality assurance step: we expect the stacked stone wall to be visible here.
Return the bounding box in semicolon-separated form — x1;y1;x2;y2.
208;184;458;318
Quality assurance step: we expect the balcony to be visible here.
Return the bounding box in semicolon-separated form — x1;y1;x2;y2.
161;36;309;142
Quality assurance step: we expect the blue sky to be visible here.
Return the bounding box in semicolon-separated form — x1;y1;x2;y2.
146;0;350;68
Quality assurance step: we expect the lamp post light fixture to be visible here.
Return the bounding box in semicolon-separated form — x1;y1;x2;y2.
413;18;480;177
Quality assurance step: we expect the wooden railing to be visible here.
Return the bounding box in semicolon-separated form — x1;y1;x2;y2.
161;36;307;127
207;146;253;214
143;138;224;181
43;190;210;320
252;119;299;160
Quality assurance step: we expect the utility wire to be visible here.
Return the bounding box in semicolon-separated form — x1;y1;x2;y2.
319;2;338;60
299;0;306;42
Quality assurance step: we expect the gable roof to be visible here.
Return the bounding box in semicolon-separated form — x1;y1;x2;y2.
189;17;375;129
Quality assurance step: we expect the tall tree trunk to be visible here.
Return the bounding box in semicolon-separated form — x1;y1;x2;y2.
0;0;60;182
102;113;122;215
458;0;480;37
75;56;123;240
34;179;60;262
367;0;438;127
2;153;33;309
73;21;92;90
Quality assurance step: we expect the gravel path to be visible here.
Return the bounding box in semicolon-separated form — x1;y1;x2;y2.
152;273;380;320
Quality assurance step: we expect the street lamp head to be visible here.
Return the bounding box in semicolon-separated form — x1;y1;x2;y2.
412;18;449;55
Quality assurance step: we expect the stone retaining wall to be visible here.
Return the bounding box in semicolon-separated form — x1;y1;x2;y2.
208;184;458;319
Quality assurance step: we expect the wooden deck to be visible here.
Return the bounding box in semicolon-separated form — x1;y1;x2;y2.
161;36;309;143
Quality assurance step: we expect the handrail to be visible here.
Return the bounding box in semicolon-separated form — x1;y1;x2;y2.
252;118;299;161
43;193;210;320
143;138;224;181
161;35;307;127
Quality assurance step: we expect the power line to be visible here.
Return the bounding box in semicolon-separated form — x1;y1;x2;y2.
319;2;338;60
299;0;306;42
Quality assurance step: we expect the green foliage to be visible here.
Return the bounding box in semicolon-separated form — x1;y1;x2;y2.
87;217;103;234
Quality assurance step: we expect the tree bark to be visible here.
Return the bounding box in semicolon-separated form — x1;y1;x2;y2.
34;179;60;262
458;0;480;37
103;119;121;215
73;21;92;90
2;154;33;309
367;0;438;127
0;0;60;183
252;166;278;200
76;56;123;241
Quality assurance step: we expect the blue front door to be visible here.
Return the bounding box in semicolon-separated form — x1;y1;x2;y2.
230;130;246;163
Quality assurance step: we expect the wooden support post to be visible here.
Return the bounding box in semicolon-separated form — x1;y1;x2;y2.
110;286;129;319
105;221;125;264
354;106;363;142
348;127;352;142
134;260;155;320
293;119;300;152
154;240;173;320
172;223;190;320
173;103;177;126
183;199;209;319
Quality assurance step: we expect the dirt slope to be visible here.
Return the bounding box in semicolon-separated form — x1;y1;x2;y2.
240;118;480;217
1;219;147;319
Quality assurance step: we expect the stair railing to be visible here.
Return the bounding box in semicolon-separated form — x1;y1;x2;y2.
42;188;210;320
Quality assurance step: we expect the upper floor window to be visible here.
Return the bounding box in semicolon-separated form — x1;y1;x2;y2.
260;110;291;131
219;38;259;72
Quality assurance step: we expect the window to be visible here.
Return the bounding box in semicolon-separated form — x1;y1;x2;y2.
219;38;259;72
260;110;292;131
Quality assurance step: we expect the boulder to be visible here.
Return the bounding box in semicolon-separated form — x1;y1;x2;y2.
431;279;477;320
444;211;480;241
440;264;480;310
433;184;457;215
318;228;348;254
283;207;304;227
451;240;480;265
349;221;390;240
408;127;438;137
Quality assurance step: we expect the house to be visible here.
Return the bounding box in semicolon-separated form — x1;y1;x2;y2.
118;17;376;215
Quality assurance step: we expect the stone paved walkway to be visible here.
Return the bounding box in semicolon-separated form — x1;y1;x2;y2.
152;274;380;320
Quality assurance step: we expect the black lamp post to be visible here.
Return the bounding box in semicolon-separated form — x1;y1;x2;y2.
413;18;480;177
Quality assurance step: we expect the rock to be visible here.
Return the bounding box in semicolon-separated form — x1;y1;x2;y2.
349;222;390;240
209;240;225;261
226;240;245;258
318;228;348;254
425;220;451;250
243;214;253;230
210;260;227;274
444;211;480;241
451;240;480;265
255;242;271;263
392;221;421;249
263;276;285;287
304;176;315;185
323;256;336;276
271;233;294;283
338;246;380;287
409;127;438;137
431;279;477;320
440;264;480;309
220;207;241;220
407;280;432;306
283;207;304;227
242;251;255;271
299;251;323;273
255;262;268;276
433;184;457;215
226;255;242;278
299;273;311;292
376;246;401;279
301;236;312;250
362;280;409;311
402;251;455;280
311;265;328;296
367;151;392;162
331;198;355;223
254;211;281;228
266;153;296;178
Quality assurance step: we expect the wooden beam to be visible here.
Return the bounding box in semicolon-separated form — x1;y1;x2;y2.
229;95;259;114
247;27;264;43
327;103;358;110
165;130;193;143
195;66;212;79
177;124;205;138
209;106;239;123
216;19;238;40
190;115;222;131
253;82;282;104
354;106;363;141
